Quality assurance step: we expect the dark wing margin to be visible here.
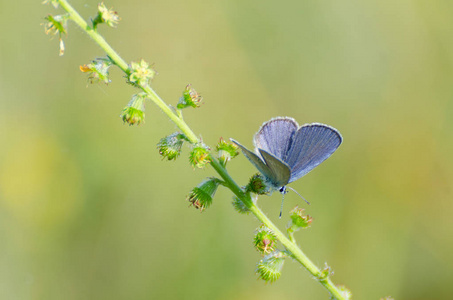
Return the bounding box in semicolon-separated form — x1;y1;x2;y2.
254;117;298;161
285;124;342;183
258;149;291;187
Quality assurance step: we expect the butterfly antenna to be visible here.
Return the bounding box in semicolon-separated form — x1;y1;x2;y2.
287;186;310;205
279;192;285;219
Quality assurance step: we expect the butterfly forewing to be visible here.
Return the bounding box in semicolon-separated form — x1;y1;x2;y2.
285;124;342;183
254;117;298;161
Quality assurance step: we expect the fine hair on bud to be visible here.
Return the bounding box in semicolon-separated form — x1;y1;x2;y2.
232;196;251;214
254;225;277;255
256;251;286;283
187;177;222;212
189;144;211;169
157;132;189;161
246;174;270;195
216;137;239;167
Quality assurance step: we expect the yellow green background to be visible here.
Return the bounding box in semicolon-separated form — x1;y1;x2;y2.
1;1;452;299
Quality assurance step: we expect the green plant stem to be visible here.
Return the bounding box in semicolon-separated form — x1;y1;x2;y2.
288;230;296;244
56;1;346;299
57;0;128;73
58;0;199;143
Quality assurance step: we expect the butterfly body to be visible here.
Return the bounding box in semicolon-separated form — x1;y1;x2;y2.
231;117;342;192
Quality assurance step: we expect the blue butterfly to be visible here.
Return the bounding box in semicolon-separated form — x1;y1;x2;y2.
231;117;342;209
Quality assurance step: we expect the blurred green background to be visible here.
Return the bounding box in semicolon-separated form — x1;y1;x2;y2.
1;0;452;299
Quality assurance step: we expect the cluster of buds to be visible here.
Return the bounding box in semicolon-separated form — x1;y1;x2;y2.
256;251;286;282
187;178;222;212
93;2;121;29
254;225;277;255
79;57;113;84
120;93;147;125
177;84;202;109
157;132;189;161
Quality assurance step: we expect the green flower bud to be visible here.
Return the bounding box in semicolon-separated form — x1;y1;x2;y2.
176;84;202;109
256;251;286;283
43;15;67;36
189;144;211;169
187;178;222;212
335;286;352;300
318;263;333;282
79;57;112;84
42;0;59;8
232;195;251;214
216;137;239;167
287;206;313;235
246;174;270;195
120;93;146;126
42;14;68;56
254;225;277;255
129;59;156;87
93;2;121;29
157;132;189;161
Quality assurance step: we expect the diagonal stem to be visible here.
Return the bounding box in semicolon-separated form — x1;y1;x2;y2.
55;1;347;299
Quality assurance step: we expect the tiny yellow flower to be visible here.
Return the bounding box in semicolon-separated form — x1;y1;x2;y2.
129;59;157;86
97;2;121;28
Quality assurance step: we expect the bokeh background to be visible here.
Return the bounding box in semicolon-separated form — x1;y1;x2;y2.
1;0;452;299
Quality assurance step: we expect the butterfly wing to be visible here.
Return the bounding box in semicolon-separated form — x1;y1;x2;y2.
254;117;298;161
285;123;342;183
230;139;275;182
258;149;291;188
231;139;290;188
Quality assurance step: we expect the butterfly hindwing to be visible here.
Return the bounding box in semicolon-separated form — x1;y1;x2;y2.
230;139;275;183
258;149;291;187
285;123;342;183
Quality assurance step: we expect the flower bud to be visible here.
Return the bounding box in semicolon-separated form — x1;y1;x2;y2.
93;2;121;29
189;144;211;169
157;132;189;161
43;15;67;36
176;84;202;109
246;174;270;195
256;251;286;282
120;93;146;126
129;59;156;87
317;263;333;282
79;57;112;84
42;14;68;56
254;225;277;255
187;178;222;212
232;195;252;214
287;206;313;234
337;286;352;300
216;137;239;167
42;0;59;8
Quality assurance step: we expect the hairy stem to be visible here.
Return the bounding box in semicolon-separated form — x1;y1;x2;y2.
55;1;346;299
